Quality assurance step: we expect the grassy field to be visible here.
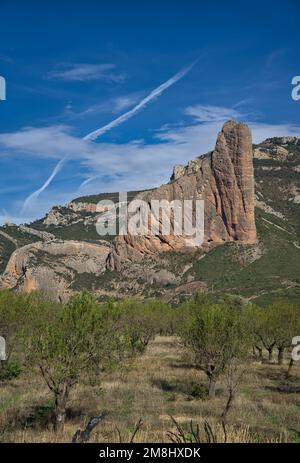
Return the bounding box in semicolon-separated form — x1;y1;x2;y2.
1;336;299;443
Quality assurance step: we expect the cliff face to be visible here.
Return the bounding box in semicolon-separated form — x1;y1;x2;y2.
0;240;111;300
0;120;265;300
210;120;256;243
109;120;256;268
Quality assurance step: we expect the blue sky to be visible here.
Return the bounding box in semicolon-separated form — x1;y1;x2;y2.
0;0;300;223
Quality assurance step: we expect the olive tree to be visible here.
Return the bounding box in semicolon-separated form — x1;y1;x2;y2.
26;292;124;432
251;306;277;362
246;302;300;365
244;304;266;361
179;302;249;398
118;299;169;355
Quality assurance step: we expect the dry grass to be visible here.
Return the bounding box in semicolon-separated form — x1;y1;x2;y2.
0;336;299;443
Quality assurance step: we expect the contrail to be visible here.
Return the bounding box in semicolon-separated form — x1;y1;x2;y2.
21;158;66;214
83;61;197;141
21;61;197;214
79;175;99;188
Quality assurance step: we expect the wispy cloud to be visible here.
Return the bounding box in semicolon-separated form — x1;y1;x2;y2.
48;63;125;82
63;92;143;120
0;125;82;159
184;104;243;122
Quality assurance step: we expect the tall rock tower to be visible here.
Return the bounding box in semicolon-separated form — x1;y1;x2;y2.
108;120;257;269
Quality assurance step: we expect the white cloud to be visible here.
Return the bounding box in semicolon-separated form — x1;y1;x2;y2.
64;92;143;120
249;122;300;144
48;63;125;82
0;125;85;159
184;104;243;122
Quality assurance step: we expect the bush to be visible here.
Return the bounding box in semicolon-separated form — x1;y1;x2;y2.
0;361;22;381
190;384;209;400
112;299;171;355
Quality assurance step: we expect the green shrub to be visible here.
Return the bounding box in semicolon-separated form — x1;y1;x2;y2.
190;383;209;400
0;361;22;381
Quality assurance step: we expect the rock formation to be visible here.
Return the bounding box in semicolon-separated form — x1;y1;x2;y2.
108;120;257;268
0;119;258;296
0;240;111;298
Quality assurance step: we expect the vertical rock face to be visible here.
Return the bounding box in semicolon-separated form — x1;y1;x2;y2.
108;120;257;268
209;120;256;243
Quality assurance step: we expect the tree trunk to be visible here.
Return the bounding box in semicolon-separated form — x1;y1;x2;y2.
221;390;234;423
268;347;274;363
255;346;263;361
54;394;68;432
286;358;294;378
277;347;284;365
208;376;216;398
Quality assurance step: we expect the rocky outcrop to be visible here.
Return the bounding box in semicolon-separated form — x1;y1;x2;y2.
43;202;112;227
19;225;55;241
254;136;300;162
68;201;98;213
265;136;300;146
254;146;289;161
210;120;256;242
108;120;257;269
0;240;111;297
170;164;185;181
146;269;178;286
43;206;80;226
